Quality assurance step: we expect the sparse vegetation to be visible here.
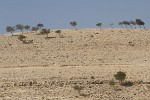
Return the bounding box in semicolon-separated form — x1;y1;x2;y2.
118;19;146;29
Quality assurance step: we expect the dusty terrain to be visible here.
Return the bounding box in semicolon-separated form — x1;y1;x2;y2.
0;28;150;100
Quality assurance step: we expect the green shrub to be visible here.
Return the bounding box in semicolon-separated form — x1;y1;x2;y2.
114;71;126;84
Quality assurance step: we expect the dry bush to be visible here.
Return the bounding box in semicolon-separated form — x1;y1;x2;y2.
18;35;26;41
55;30;61;33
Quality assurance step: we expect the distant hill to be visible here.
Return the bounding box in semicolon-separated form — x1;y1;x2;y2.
0;28;150;68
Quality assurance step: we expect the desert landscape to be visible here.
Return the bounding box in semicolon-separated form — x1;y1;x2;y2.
0;28;150;100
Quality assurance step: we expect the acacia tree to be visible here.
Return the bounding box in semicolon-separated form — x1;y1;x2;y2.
130;21;136;29
96;23;102;28
122;21;131;28
70;21;77;29
31;26;39;33
24;25;30;33
16;24;24;33
6;26;15;36
136;19;145;29
37;23;44;30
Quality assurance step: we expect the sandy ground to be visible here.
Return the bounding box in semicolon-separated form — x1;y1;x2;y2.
0;28;150;100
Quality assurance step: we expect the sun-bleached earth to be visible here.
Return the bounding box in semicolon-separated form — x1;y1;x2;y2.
0;28;150;100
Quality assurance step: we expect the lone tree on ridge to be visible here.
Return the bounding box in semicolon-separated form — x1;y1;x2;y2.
70;21;77;29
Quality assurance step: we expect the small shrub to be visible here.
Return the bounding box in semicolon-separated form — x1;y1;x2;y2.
114;71;126;84
55;30;64;38
18;35;26;41
55;30;61;33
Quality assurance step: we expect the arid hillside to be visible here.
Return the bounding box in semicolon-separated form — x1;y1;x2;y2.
0;28;150;68
0;28;150;100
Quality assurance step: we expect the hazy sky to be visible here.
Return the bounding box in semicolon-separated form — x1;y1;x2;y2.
0;0;149;34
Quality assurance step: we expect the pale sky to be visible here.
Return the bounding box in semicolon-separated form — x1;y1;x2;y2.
0;0;149;34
